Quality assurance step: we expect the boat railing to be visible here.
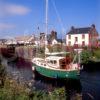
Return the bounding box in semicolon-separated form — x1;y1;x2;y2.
72;54;77;64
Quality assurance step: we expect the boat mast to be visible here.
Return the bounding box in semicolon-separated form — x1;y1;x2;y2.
46;0;48;35
45;0;48;57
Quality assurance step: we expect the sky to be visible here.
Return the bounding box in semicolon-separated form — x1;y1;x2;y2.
0;0;100;39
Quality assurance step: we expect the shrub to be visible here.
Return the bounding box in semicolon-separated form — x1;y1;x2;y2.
93;49;100;59
80;50;92;64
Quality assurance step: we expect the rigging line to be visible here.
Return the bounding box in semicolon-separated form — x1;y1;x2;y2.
51;0;65;51
51;0;65;33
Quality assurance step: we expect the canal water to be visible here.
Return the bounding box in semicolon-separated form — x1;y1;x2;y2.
2;57;100;100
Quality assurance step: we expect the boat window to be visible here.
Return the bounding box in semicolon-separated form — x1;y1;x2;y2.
54;60;57;64
50;60;53;64
49;60;57;64
44;64;46;66
61;65;65;67
62;61;66;65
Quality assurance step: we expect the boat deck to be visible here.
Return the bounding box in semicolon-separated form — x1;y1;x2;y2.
32;58;78;71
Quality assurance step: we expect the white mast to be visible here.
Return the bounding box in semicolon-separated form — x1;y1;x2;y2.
46;0;48;35
45;0;48;55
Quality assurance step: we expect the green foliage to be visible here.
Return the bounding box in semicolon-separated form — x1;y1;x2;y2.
47;44;63;52
49;87;66;100
52;44;62;52
0;77;82;100
0;65;6;78
80;48;100;63
0;80;66;100
0;78;28;100
36;47;45;58
93;49;100;59
25;87;66;100
80;50;92;64
0;64;6;87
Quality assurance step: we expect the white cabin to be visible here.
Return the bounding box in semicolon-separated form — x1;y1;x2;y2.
46;56;65;69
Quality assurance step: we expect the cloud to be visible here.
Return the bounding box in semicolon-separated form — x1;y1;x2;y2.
0;23;15;30
0;3;31;17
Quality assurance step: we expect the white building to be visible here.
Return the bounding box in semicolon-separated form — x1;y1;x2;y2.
51;39;58;45
66;25;99;47
15;35;35;44
51;39;63;46
5;39;17;45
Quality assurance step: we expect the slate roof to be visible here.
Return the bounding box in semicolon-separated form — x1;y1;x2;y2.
67;27;91;34
57;39;63;43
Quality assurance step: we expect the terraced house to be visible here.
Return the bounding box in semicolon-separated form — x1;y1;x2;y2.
66;24;99;48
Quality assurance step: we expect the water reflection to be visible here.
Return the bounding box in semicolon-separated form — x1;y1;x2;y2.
33;70;82;99
34;70;81;90
80;71;100;100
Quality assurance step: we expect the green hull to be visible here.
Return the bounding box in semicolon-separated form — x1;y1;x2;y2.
33;63;80;79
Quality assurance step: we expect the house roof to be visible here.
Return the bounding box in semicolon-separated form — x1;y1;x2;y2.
67;27;91;34
15;35;34;41
57;39;63;43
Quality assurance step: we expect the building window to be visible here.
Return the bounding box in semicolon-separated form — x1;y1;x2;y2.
82;34;85;39
68;41;71;46
75;37;78;42
68;35;71;39
82;41;85;46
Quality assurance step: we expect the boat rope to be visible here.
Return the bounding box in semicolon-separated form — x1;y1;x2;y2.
51;0;66;51
51;0;65;33
72;54;77;64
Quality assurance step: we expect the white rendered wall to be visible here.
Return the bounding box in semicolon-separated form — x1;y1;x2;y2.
66;34;89;46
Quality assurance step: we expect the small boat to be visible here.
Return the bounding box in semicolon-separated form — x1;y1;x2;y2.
32;0;80;79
